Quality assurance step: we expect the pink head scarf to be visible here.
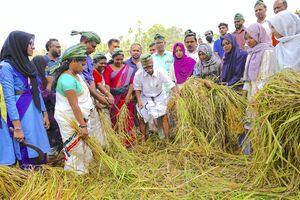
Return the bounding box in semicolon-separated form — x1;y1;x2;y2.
245;23;273;81
173;42;196;84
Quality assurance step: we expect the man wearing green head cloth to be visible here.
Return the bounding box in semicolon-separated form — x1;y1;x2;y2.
134;53;179;142
184;29;198;62
254;0;272;38
233;13;247;49
71;30;100;87
71;31;111;148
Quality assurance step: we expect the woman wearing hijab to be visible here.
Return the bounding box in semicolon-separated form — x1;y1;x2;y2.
53;44;94;174
243;23;279;99
32;56;62;161
269;10;300;72
0;31;50;168
103;48;135;148
170;42;196;89
242;23;279;144
220;34;248;89
193;43;222;80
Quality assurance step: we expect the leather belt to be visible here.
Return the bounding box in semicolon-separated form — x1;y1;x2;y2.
15;90;25;95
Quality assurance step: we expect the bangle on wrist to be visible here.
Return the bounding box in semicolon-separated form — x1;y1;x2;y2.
79;124;87;128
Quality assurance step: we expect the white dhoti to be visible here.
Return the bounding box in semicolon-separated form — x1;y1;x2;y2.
55;75;93;175
137;92;168;123
137;92;169;138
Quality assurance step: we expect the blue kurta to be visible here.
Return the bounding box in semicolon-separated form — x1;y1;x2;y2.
0;117;16;165
81;55;94;85
0;61;50;160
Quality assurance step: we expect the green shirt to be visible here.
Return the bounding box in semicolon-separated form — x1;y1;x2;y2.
56;74;82;96
152;51;173;74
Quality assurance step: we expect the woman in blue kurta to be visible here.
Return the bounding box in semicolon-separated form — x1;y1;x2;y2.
0;31;50;168
0;84;15;165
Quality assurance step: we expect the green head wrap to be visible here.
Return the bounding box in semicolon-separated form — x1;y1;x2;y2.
112;48;124;58
184;29;196;37
154;33;165;40
141;53;152;63
234;13;244;20
93;52;106;63
71;30;101;44
254;0;266;7
47;44;87;74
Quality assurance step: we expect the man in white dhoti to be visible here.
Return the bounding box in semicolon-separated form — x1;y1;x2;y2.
133;53;179;142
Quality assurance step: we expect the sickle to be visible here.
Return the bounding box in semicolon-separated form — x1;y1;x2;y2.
20;141;45;163
9;127;45;163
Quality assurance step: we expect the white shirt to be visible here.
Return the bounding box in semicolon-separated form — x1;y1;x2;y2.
105;52;112;61
261;19;272;39
186;49;199;63
134;66;175;97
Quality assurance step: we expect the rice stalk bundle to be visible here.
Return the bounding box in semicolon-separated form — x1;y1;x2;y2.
98;109;135;162
115;104;137;146
0;166;28;198
68;118;137;181
11;166;90;200
168;77;246;152
250;69;300;187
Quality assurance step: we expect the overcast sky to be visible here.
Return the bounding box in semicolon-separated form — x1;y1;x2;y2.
0;0;298;51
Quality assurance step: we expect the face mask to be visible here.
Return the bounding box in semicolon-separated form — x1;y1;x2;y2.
206;36;213;43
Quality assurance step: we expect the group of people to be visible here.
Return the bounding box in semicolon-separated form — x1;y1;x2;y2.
0;0;299;174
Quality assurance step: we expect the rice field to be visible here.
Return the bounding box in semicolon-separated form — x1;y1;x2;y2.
1;70;299;199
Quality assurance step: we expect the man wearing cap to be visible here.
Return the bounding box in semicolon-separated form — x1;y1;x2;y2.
184;29;198;62
254;0;272;37
71;31;110;104
71;31;100;87
134;53;179;142
232;13;247;49
71;31;110;147
152;33;173;75
213;23;228;58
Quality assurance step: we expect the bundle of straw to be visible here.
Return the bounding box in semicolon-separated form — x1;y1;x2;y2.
0;166;28;198
68;118;137;181
98;110;135;161
115;104;137;147
168;77;246;152
250;69;300;188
